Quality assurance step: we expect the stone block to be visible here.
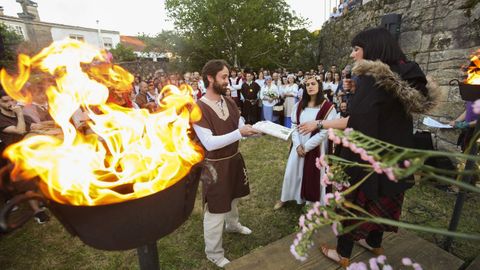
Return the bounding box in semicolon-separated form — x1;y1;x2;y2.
435;85;451;102
449;23;480;50
433;10;469;31
429;100;464;118
429;49;471;62
419;19;435;34
426;68;464;85
415;52;430;64
420;34;432;52
426;59;468;71
472;2;480;20
400;30;422;53
383;0;411;13
430;31;454;51
411;0;436;9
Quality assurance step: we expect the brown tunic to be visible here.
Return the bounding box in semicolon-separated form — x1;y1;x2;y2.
196;96;250;213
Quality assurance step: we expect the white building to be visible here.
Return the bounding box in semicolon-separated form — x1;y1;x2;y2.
0;1;120;50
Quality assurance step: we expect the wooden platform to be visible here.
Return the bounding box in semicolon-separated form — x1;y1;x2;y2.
226;226;464;270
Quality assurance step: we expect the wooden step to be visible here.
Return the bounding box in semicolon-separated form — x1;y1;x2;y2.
226;226;464;270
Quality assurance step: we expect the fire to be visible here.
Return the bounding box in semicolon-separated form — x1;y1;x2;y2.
466;49;480;85
0;39;204;206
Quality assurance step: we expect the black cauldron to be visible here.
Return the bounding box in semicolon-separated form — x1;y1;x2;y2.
1;166;201;251
450;79;480;101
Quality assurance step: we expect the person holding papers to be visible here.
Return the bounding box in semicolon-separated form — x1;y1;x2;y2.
274;77;337;210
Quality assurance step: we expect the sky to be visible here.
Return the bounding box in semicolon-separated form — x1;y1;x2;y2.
0;0;338;36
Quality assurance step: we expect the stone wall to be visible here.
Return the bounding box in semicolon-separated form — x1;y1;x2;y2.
318;0;480;151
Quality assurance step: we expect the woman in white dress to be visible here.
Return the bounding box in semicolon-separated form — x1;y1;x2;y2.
260;76;280;122
274;77;338;210
255;71;266;88
281;74;299;128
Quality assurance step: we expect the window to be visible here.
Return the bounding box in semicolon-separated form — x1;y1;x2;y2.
69;34;85;42
7;25;25;40
103;37;113;49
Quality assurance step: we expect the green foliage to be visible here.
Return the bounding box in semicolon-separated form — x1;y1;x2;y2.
109;43;137;63
164;0;315;71
0;23;24;70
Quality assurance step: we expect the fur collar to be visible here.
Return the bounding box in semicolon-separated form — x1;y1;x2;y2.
352;60;440;114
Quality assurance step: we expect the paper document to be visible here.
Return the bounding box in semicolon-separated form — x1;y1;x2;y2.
423;117;453;129
252;121;293;141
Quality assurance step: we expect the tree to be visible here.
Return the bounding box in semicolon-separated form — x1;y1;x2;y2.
279;28;320;71
0;23;24;70
109;43;137;63
165;0;307;70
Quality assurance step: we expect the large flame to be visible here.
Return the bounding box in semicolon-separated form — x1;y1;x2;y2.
0;39;204;206
466;49;480;85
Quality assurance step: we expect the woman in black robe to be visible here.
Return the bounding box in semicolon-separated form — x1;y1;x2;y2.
297;27;439;267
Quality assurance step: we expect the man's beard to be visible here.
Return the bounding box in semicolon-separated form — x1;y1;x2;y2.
212;80;228;95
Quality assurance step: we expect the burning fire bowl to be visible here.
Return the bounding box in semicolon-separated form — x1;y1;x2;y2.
48;167;201;251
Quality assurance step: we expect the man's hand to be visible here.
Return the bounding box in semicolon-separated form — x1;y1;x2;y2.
296;145;306;157
239;125;261;137
298;120;318;135
11;105;23;115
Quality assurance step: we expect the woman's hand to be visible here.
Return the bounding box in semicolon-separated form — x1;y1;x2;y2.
296;145;306;157
298;121;318;135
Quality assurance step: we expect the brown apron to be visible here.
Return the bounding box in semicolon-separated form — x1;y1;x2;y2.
196;96;250;213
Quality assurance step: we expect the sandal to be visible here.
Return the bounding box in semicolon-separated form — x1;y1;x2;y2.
320;244;350;268
356;239;384;255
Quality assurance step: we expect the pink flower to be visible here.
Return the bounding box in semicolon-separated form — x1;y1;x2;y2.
367;155;376;165
369;257;380;270
402;258;413;266
321;174;329;187
290;244;307;261
342;137;350;147
376;255;386;264
347;262;367;270
328;129;336;141
344;128;353;135
383;167;397;182
412;263;423;270
349;143;358;153
334;191;343;202
472;99;480;115
299;215;305;227
360;152;371;162
306;211;313;220
319;154;327;167
324;193;334;205
334;182;343;190
331;222;339;236
372;162;383;174
354;147;365;155
315;157;322;169
382;265;393;270
404;160;411;168
333;136;341;145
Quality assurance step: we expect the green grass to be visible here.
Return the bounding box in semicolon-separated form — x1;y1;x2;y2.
0;136;479;269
